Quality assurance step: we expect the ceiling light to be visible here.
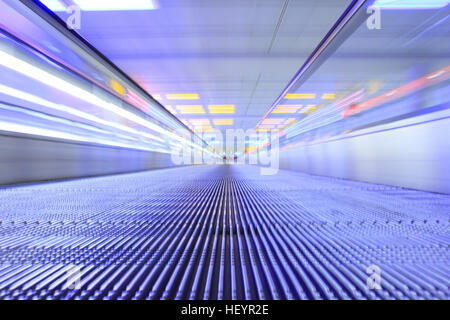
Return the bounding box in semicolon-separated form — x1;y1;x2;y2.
39;0;66;11
208;105;234;109
321;93;335;99
176;105;203;109
167;94;200;100
272;105;302;113
209;110;234;114
213;119;233;125
284;118;297;125
208;105;235;114
175;105;205;114
72;0;156;11
284;93;316;99
179;110;205;114
262;119;283;125
272;110;297;113
372;0;449;9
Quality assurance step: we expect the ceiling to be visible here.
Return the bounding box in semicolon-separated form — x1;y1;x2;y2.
44;0;353;134
279;4;450;138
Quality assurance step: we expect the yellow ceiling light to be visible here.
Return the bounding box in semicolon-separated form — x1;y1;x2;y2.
272;109;297;113
213;119;233;125
299;105;316;114
208;105;235;114
321;93;335;99
180;110;205;114
209;104;235;108
166;93;200;100
176;105;205;114
209;110;235;114
272;105;302;113
176;105;203;109
262;118;283;125
298;105;316;113
284;93;316;99
257;128;278;132
284;118;297;125
257;125;275;129
152;94;162;100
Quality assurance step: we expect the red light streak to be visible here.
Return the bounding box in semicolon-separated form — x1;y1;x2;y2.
343;66;450;117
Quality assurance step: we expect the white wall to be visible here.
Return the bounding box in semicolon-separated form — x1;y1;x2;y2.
279;110;450;194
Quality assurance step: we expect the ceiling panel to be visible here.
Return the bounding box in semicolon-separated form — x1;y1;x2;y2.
45;0;352;133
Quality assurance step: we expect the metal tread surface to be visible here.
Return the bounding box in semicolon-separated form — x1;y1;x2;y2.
0;165;448;300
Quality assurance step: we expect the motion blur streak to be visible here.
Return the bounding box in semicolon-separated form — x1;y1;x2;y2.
0;0;448;301
342;66;450;117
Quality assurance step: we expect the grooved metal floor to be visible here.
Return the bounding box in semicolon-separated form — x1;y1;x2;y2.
0;165;449;300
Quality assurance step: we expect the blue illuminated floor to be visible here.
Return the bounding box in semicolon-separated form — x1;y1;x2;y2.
0;165;449;300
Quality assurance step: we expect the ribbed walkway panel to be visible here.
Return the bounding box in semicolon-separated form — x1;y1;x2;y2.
0;165;448;300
